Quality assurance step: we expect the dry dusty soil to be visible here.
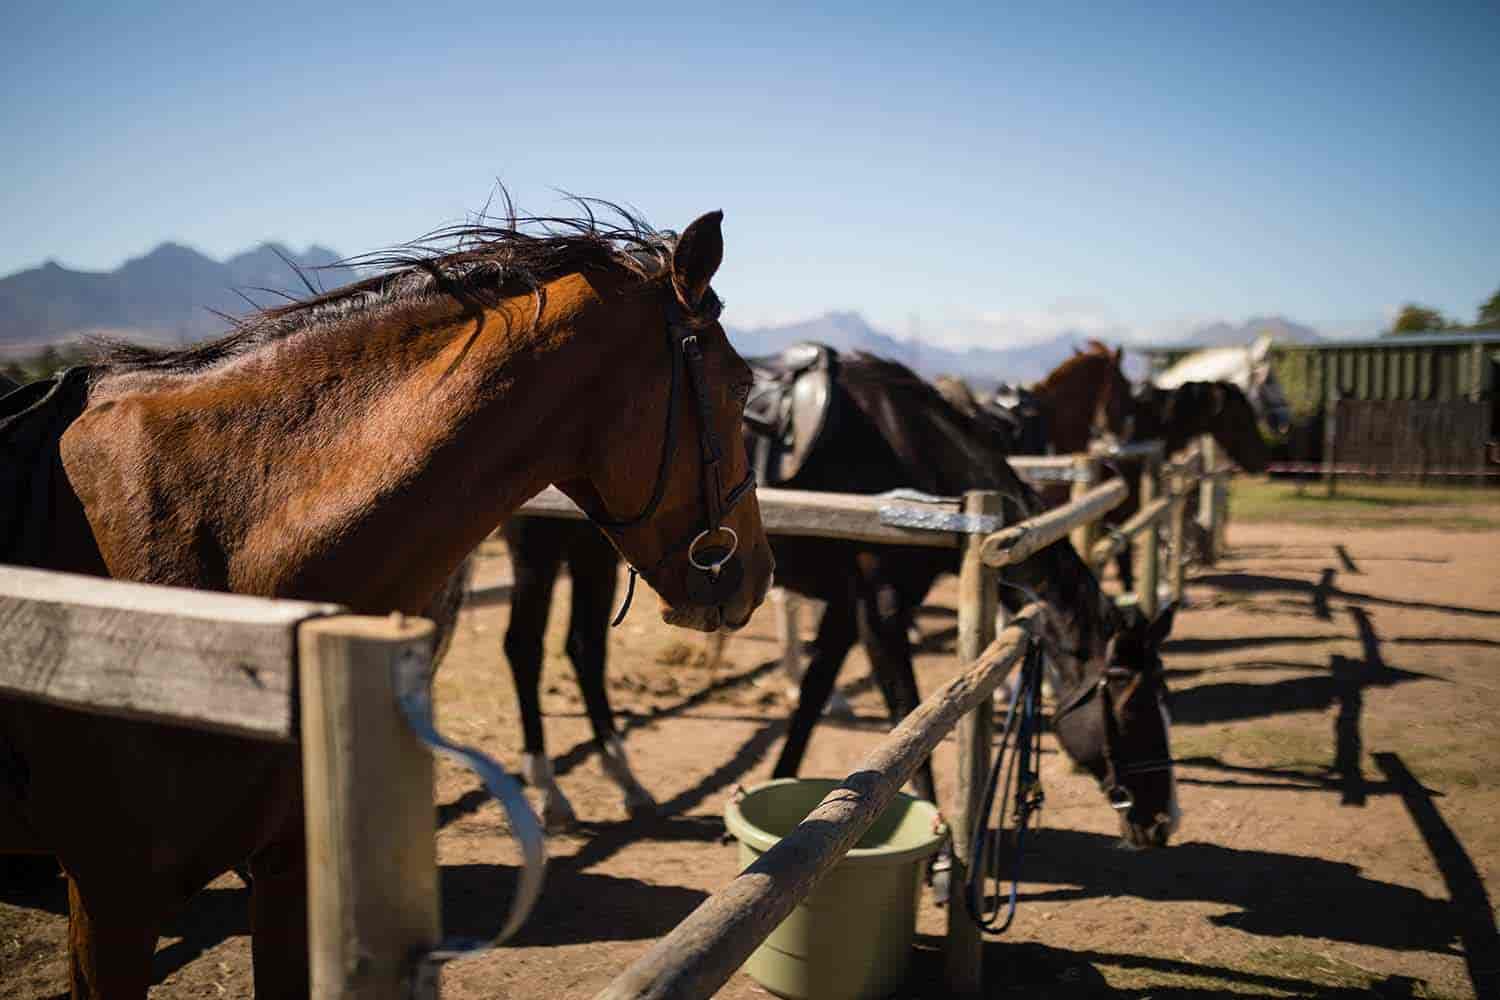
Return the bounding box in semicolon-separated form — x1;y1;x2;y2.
4;496;1499;998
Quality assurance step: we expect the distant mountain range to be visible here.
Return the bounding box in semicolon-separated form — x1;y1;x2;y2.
724;311;1325;385
725;311;1103;386
0;242;345;355
0;242;1326;380
1166;315;1324;348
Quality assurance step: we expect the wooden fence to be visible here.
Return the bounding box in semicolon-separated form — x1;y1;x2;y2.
516;435;1232;998
0;436;1230;998
0;566;447;999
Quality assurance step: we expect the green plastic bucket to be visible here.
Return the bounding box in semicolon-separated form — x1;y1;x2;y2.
724;778;944;1000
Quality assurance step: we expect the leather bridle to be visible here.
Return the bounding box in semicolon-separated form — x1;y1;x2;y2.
1053;663;1173;813
586;289;757;624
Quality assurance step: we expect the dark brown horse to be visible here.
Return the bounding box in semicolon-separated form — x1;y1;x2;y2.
0;205;772;998
1106;380;1271;590
500;351;1181;853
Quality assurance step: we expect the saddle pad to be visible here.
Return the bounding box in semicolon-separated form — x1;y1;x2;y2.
0;367;93;567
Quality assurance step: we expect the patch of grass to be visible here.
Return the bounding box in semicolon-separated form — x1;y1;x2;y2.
1231;477;1500;530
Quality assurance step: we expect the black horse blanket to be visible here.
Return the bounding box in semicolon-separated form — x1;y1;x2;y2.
0;367;92;568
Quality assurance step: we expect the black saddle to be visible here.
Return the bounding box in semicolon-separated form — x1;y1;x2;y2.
1;367;93;567
743;342;839;486
985;382;1051;455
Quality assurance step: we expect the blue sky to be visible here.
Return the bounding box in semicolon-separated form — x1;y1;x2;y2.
2;2;1496;346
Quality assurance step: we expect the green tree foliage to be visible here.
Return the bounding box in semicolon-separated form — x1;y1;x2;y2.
1386;303;1452;336
1479;287;1500;329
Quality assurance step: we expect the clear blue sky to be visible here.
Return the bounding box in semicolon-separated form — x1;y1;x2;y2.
3;1;1496;346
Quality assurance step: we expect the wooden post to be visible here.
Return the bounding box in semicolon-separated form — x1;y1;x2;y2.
1069;455;1100;559
1169;469;1189;605
1198;435;1219;566
944;491;1002;998
1212;469;1230;559
1323;391;1340;498
1139;453;1161;618
300;615;441;1000
775;589;801;681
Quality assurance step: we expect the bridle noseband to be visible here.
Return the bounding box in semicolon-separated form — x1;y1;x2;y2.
1053;663;1173;813
586;289;757;625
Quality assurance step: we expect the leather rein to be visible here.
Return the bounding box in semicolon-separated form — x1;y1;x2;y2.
587;290;756;625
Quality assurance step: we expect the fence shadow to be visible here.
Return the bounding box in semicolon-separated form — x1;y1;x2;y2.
1194;571;1500;620
1375;752;1499;1000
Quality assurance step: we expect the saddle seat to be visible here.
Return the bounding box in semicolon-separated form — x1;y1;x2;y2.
743;342;838;486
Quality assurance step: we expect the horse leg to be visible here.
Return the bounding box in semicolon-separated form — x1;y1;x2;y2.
774;588;853;719
565;529;657;819
853;572;935;805
502;521;576;833
248;831;310;999
772;587;858;779
65;873;156;999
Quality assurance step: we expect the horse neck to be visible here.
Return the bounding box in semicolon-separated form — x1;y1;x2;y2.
1002;532;1112;690
82;272;654;613
1033;358;1112;454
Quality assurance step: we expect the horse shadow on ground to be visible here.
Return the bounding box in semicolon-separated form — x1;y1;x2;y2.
1009;828;1456;956
898;937;1425;998
440;862;707;946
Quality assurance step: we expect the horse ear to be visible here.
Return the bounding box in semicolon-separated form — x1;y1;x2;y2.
1114;344;1125;366
1150;602;1177;644
671;211;724;309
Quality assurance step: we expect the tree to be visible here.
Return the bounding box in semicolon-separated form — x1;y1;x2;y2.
1386;303;1451;336
1479;287;1500;329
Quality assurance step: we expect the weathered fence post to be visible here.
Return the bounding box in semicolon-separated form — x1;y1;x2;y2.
1169;467;1189;605
944;490;1002;998
1139;452;1161;618
1069;455;1100;559
1198;435;1220;566
1323;390;1340;498
300;615;441;1000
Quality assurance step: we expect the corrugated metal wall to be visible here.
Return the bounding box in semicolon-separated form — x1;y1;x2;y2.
1273;341;1494;411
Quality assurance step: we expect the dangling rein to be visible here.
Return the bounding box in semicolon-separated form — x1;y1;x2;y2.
962;635;1048;934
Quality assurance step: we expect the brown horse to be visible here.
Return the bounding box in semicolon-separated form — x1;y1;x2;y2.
936;340;1134;457
0;205;772;998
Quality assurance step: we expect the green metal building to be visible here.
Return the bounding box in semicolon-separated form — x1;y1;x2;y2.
1143;330;1500;418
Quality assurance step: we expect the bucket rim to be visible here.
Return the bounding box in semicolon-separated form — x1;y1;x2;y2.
724;777;945;865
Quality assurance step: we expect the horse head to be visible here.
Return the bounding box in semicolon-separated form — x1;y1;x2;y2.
1052;601;1179;849
560;211;774;632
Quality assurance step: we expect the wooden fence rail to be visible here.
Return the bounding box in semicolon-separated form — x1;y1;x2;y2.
596;606;1042;1000
0;568;443;999
587;435;1235;999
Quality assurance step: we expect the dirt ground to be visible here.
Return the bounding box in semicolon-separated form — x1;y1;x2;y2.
4;499;1499;998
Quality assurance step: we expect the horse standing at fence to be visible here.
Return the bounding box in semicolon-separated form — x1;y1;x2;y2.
1105;380;1272;590
502;349;1181;851
0;205;772;999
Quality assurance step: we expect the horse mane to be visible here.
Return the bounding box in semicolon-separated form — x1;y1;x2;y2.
93;192;676;375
